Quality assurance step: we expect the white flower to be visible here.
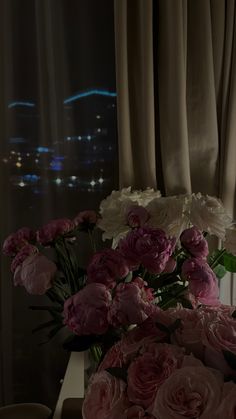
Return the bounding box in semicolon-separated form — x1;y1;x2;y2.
147;195;190;238
224;226;236;255
189;193;232;239
98;187;161;246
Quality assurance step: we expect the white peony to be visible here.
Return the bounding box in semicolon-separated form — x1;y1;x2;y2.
98;187;161;246
189;193;232;239
224;226;236;255
147;195;190;238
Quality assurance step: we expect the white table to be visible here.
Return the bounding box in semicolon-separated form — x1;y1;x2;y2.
53;352;85;419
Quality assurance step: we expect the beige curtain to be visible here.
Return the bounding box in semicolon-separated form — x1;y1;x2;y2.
114;0;236;303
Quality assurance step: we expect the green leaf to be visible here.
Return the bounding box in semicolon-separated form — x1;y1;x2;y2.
223;253;236;273
124;272;133;283
213;264;227;279
106;367;127;382
223;350;236;370
232;310;236;319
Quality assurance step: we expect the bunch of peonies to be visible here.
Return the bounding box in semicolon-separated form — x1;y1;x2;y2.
83;304;236;419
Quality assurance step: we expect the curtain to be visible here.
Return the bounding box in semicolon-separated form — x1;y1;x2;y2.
114;0;236;302
0;0;117;407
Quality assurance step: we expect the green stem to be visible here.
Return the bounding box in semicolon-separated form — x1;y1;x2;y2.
159;286;188;310
88;230;96;252
210;248;226;270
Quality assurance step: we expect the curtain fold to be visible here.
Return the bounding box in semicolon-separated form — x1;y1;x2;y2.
114;0;236;302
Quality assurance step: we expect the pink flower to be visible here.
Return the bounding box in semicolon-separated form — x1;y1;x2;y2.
127;343;184;409
11;244;39;274
119;226;175;274
169;307;205;360
73;210;98;230
181;258;220;305
216;382;236;419
202;313;236;376
82;371;129;419
98;340;125;372
3;227;36;256
150;366;224;419
180;226;209;258
15;253;57;295
126;205;150;228
108;278;154;327
87;248;129;289
36;218;74;244
124;406;155;418
63;283;111;335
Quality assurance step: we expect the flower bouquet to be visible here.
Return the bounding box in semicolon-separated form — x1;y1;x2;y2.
2;188;236;365
82;304;236;418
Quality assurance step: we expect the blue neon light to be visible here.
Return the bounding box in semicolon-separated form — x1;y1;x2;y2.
37;146;53;153
8;101;35;109
64;89;117;105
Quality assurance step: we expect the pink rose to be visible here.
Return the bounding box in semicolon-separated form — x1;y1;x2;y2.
120;314;170;363
108;278;154;327
73;210;98;230
36;218;74;244
63;283;111;335
15;253;57;295
119;226;175;274
127;343;184;408
126;205;150;228
181;258;220;305
202;313;236;376
151;366;223;418
98;340;125;372
168;307;205;360
87;248;129;289
11;244;39;274
82;371;128;419
124;406;155;418
180;227;209;258
3;227;36;256
216;382;236;419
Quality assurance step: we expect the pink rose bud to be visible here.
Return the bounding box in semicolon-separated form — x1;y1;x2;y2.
180;226;209;258
11;244;39;274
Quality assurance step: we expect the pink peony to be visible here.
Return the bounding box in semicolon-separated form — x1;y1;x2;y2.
150;366;224;419
127;343;184;409
180;226;209;258
82;371;128;419
11;244;39;274
36;218;74;244
126;205;150;228
3;227;36;256
73;210;98;230
119;226;175;274
108;278;154;327
87;248;129;289
63;283;111;335
15;253;57;295
181;258;220;305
